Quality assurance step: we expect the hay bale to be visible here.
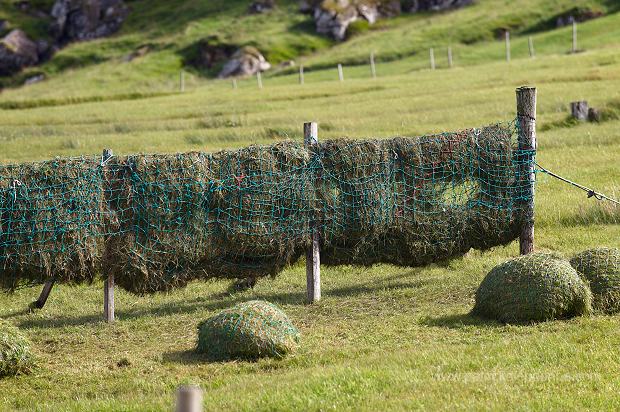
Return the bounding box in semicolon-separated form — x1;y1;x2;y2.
473;253;592;323
570;247;620;314
0;157;105;290
0;321;34;378
197;300;300;360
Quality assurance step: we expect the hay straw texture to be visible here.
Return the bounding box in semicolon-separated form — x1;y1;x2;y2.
570;247;620;314
1;121;534;293
0;321;34;378
473;253;593;323
197;300;300;360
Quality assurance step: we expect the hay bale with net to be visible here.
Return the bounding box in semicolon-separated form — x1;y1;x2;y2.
0;321;35;378
103;142;312;294
473;253;592;323
197;300;300;360
570;247;620;314
0;157;105;291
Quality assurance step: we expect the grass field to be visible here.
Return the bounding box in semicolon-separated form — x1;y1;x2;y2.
1;1;620;411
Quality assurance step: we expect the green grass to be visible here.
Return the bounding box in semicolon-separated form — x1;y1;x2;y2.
0;1;619;411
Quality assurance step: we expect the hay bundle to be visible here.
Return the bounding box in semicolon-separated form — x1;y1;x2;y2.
0;157;104;290
318;123;524;267
473;253;592;323
103;142;312;294
570;247;620;314
0;321;34;378
197;300;299;360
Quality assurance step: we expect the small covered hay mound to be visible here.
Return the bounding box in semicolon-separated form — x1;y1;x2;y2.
473;253;592;323
570;247;620;314
197;300;299;360
0;321;34;378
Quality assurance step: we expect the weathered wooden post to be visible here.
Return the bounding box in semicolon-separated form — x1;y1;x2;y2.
528;36;535;58
505;31;511;62
516;87;537;255
370;52;376;79
572;21;578;53
570;101;589;121
176;385;203;412
447;46;453;68
180;70;185;92
299;65;304;85
102;148;115;322
31;280;55;309
429;48;435;70
304;122;321;303
337;64;344;82
257;71;263;89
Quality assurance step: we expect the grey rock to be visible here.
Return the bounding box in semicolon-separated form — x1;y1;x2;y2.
51;0;128;43
218;47;271;78
314;0;359;41
24;73;45;85
0;29;39;76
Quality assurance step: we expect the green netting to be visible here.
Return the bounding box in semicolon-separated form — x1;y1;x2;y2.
570;247;620;314
197;300;300;360
0;121;535;293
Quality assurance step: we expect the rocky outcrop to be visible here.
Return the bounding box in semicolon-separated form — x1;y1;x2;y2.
50;0;128;44
0;29;39;76
314;1;360;41
218;46;271;78
186;36;237;70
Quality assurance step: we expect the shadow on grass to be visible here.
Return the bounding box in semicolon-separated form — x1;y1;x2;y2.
17;269;427;329
420;312;503;329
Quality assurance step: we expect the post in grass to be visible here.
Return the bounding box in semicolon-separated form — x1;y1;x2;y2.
338;63;344;82
429;48;435;70
370;52;377;79
257;71;263;89
447;46;453;68
176;385;203;412
179;70;185;93
505;31;511;62
572;21;578;53
303;122;321;303
528;36;535;58
102;148;115;323
299;64;304;85
232;78;237;90
516;86;537;255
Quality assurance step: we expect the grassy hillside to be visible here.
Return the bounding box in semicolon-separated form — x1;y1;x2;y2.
0;1;619;411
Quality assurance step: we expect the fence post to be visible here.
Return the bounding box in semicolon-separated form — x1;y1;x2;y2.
516;87;536;255
102;148;115;322
572;21;578;53
176;385;203;412
232;78;237;90
299;65;304;85
505;31;511;62
337;64;344;82
447;46;453;68
528;36;535;58
31;280;55;309
257;71;263;89
180;70;185;92
304;122;321;303
429;48;435;70
370;52;376;79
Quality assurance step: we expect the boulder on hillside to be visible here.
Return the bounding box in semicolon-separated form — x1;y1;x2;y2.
218;46;271;78
249;0;276;14
0;29;39;76
50;0;128;44
185;36;237;70
314;0;361;41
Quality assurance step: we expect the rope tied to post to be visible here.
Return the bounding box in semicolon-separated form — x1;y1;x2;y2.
536;162;620;206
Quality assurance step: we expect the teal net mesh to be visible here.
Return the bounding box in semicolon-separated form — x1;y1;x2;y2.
0;121;535;293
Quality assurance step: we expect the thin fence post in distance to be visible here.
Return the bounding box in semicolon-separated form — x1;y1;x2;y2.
447;46;453;68
528;36;535;58
430;48;435;70
232;78;237;89
257;71;263;89
179;70;185;92
370;52;376;79
572;21;578;53
505;31;511;62
516;87;537;255
304;122;321;303
337;63;344;82
299;65;304;85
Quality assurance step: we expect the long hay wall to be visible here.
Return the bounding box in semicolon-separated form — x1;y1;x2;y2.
0;122;534;293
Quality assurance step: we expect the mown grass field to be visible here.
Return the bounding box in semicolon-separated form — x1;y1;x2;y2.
1;1;620;411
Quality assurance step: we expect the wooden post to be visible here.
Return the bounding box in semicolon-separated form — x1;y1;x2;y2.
304;122;321;303
572;21;578;53
570;101;589;121
176;385;203;412
370;52;376;79
257;71;263;89
337;64;344;82
429;48;435;70
528;36;535;58
299;65;304;85
447;46;453;68
232;78;237;90
31;280;55;309
179;70;185;92
516;87;536;255
505;31;511;62
102;148;115;323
